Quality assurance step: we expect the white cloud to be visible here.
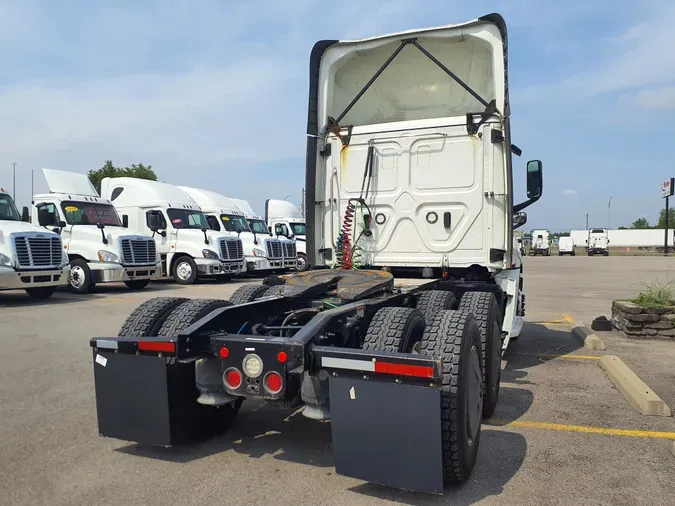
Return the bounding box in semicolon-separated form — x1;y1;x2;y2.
562;189;579;196
633;86;675;109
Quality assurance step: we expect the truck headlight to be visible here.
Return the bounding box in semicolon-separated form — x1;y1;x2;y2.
60;250;69;267
252;248;266;257
202;249;220;260
97;250;119;263
0;253;13;267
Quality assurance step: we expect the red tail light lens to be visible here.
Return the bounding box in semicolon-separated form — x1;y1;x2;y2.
224;368;242;389
264;371;283;394
219;347;229;359
277;351;287;363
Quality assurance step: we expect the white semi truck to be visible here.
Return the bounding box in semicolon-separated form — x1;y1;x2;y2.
32;169;161;293
265;199;308;270
587;228;609;256
178;187;292;275
0;188;70;298
89;14;542;495
229;198;297;271
100;178;245;284
529;229;551;256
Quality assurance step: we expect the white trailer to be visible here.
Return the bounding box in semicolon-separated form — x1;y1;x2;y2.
100;178;245;284
265;199;308;270
587;228;609;256
178;187;294;275
570;229;675;250
229;198;297;272
529;229;551;256
32;169;161;293
558;236;575;256
0;189;70;298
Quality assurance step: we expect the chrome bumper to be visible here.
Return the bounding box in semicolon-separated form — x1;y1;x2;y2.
195;258;246;276
245;256;284;272
89;262;162;283
0;265;71;290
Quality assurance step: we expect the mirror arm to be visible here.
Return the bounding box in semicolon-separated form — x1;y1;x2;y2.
514;196;540;213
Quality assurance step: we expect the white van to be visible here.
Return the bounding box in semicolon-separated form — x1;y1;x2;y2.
100;178;245;284
265;199;308;270
558;236;575;256
32;169;161;293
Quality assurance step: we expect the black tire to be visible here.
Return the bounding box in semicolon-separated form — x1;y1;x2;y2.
572;251;576;256
172;256;198;285
157;298;232;336
25;286;56;299
118;297;189;337
296;253;308;271
68;258;94;294
228;284;270;305
459;292;503;418
362;307;426;353
416;290;458;325
124;279;150;290
420;310;483;485
603;251;609;257
258;285;284;298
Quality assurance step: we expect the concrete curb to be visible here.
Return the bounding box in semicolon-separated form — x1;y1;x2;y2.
599;355;672;417
571;322;606;351
671;441;675;458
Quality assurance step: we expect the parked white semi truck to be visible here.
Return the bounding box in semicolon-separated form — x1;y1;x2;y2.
265;199;308;271
229;198;297;271
90;14;543;494
0;189;70;298
100;178;245;284
529;229;551;256
178;187;292;275
587;228;609;256
32;169;161;293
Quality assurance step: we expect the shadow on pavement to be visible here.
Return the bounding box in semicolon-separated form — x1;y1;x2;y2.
115;401;333;468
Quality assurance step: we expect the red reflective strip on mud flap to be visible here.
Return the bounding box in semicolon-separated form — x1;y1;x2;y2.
138;341;175;353
373;361;435;378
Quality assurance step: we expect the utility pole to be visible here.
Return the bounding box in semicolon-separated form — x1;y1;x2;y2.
585;213;588;230
12;162;17;200
301;188;306;219
666;195;670;257
608;197;612;230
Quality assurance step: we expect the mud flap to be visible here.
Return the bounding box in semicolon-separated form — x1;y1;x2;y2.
329;375;443;494
92;351;204;447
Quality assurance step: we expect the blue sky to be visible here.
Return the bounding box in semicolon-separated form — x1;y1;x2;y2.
1;0;673;231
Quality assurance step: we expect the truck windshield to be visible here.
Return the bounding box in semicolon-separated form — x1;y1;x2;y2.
247;219;270;235
0;193;21;221
167;209;209;229
221;214;250;232
61;201;121;226
591;229;605;234
289;222;307;236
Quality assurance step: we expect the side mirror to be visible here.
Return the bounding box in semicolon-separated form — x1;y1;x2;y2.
122;215;129;228
148;212;162;231
58;220;66;228
21;206;29;222
513;212;527;229
526;160;543;199
96;222;105;230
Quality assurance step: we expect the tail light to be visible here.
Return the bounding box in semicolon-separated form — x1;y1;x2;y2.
263;371;283;394
223;368;243;389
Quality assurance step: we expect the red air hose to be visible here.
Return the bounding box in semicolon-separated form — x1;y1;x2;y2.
341;202;356;270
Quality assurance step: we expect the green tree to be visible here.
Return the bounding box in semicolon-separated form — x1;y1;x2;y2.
657;208;675;229
88;160;157;194
630;217;651;229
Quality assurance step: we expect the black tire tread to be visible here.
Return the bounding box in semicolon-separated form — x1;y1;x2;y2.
416;290;458;324
118;297;189;337
229;284;270;305
363;307;425;353
157;298;231;336
420;309;482;484
258;285;284;298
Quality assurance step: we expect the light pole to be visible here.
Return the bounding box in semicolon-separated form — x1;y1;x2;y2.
608;197;612;230
12;162;17;200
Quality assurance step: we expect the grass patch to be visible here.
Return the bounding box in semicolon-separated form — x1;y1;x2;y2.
633;280;675;308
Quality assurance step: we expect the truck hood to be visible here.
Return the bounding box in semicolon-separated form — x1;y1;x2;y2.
0;221;61;258
312;14;507;133
67;226;152;249
175;228;231;247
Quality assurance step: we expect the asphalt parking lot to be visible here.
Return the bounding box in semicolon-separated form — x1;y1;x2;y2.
2;257;675;505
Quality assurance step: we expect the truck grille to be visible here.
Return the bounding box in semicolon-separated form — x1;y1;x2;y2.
120;238;157;265
282;242;296;258
13;235;62;269
266;240;283;259
219;238;244;261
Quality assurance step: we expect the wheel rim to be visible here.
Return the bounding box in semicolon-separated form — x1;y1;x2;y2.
70;266;85;289
176;261;192;280
466;344;483;446
296;256;306;270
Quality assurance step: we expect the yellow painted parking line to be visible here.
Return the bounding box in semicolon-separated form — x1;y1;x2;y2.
486;419;675;440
